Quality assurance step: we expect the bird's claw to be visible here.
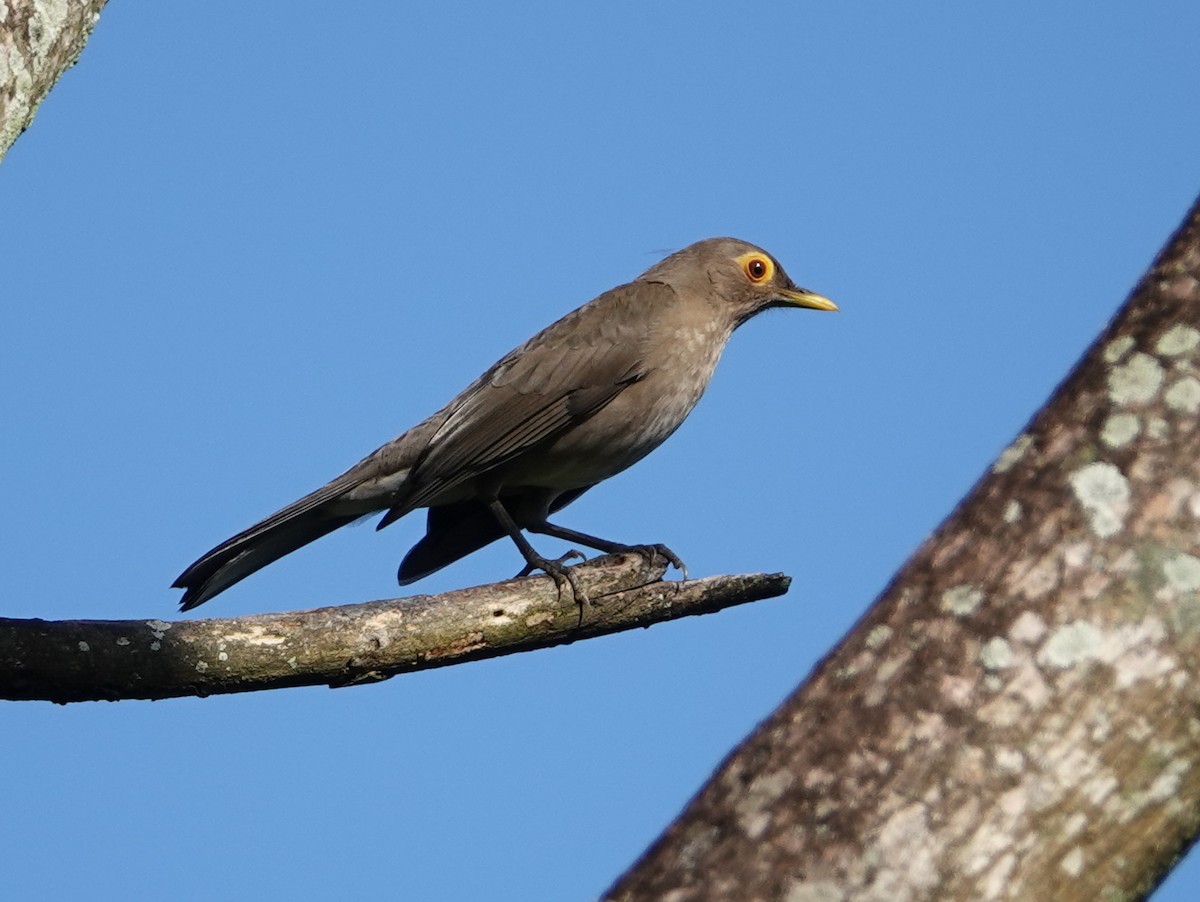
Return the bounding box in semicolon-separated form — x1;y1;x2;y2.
618;543;688;581
515;549;590;624
652;543;688;581
515;548;585;578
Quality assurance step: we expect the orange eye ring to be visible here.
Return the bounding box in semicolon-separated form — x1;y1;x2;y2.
744;256;770;283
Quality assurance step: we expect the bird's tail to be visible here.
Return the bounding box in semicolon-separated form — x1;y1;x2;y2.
173;479;368;611
397;498;509;585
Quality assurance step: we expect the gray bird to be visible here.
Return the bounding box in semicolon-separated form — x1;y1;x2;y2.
174;237;836;611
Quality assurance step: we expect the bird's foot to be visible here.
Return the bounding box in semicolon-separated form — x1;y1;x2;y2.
515;549;590;623
653;543;688;581
618;543;688;581
515;548;585;578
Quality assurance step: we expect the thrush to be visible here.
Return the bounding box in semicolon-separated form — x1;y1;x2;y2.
174;237;836;611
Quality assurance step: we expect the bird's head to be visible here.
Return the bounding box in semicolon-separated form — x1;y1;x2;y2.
639;237;837;328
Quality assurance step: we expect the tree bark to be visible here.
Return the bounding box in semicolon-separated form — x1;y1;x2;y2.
0;552;790;703
605;196;1200;902
0;0;107;162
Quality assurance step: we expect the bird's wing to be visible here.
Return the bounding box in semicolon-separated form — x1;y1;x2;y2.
378;279;671;524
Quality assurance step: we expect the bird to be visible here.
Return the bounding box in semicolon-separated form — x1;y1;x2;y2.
173;237;837;611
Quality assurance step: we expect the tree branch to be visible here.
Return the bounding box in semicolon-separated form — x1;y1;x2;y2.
605;195;1200;901
0;553;790;703
0;0;108;162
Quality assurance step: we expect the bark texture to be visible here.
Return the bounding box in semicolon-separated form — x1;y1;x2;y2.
0;552;790;703
605;197;1200;902
0;0;106;162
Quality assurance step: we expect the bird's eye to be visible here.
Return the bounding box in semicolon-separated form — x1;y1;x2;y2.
744;256;770;283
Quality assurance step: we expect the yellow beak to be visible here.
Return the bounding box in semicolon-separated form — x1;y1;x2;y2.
778;287;839;312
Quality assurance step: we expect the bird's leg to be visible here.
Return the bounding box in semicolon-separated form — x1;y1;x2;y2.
487;498;590;619
528;521;688;582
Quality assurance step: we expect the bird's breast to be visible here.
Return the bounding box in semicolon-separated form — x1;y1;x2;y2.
499;318;730;491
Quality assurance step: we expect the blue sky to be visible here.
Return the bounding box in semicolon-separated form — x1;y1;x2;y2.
4;4;1198;899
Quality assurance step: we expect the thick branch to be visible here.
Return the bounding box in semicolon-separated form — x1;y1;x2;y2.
606;196;1200;902
0;553;790;703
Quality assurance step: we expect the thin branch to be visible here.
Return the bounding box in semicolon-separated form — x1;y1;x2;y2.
0;553;790;703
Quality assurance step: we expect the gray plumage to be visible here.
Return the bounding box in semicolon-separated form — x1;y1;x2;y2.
174;237;836;610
